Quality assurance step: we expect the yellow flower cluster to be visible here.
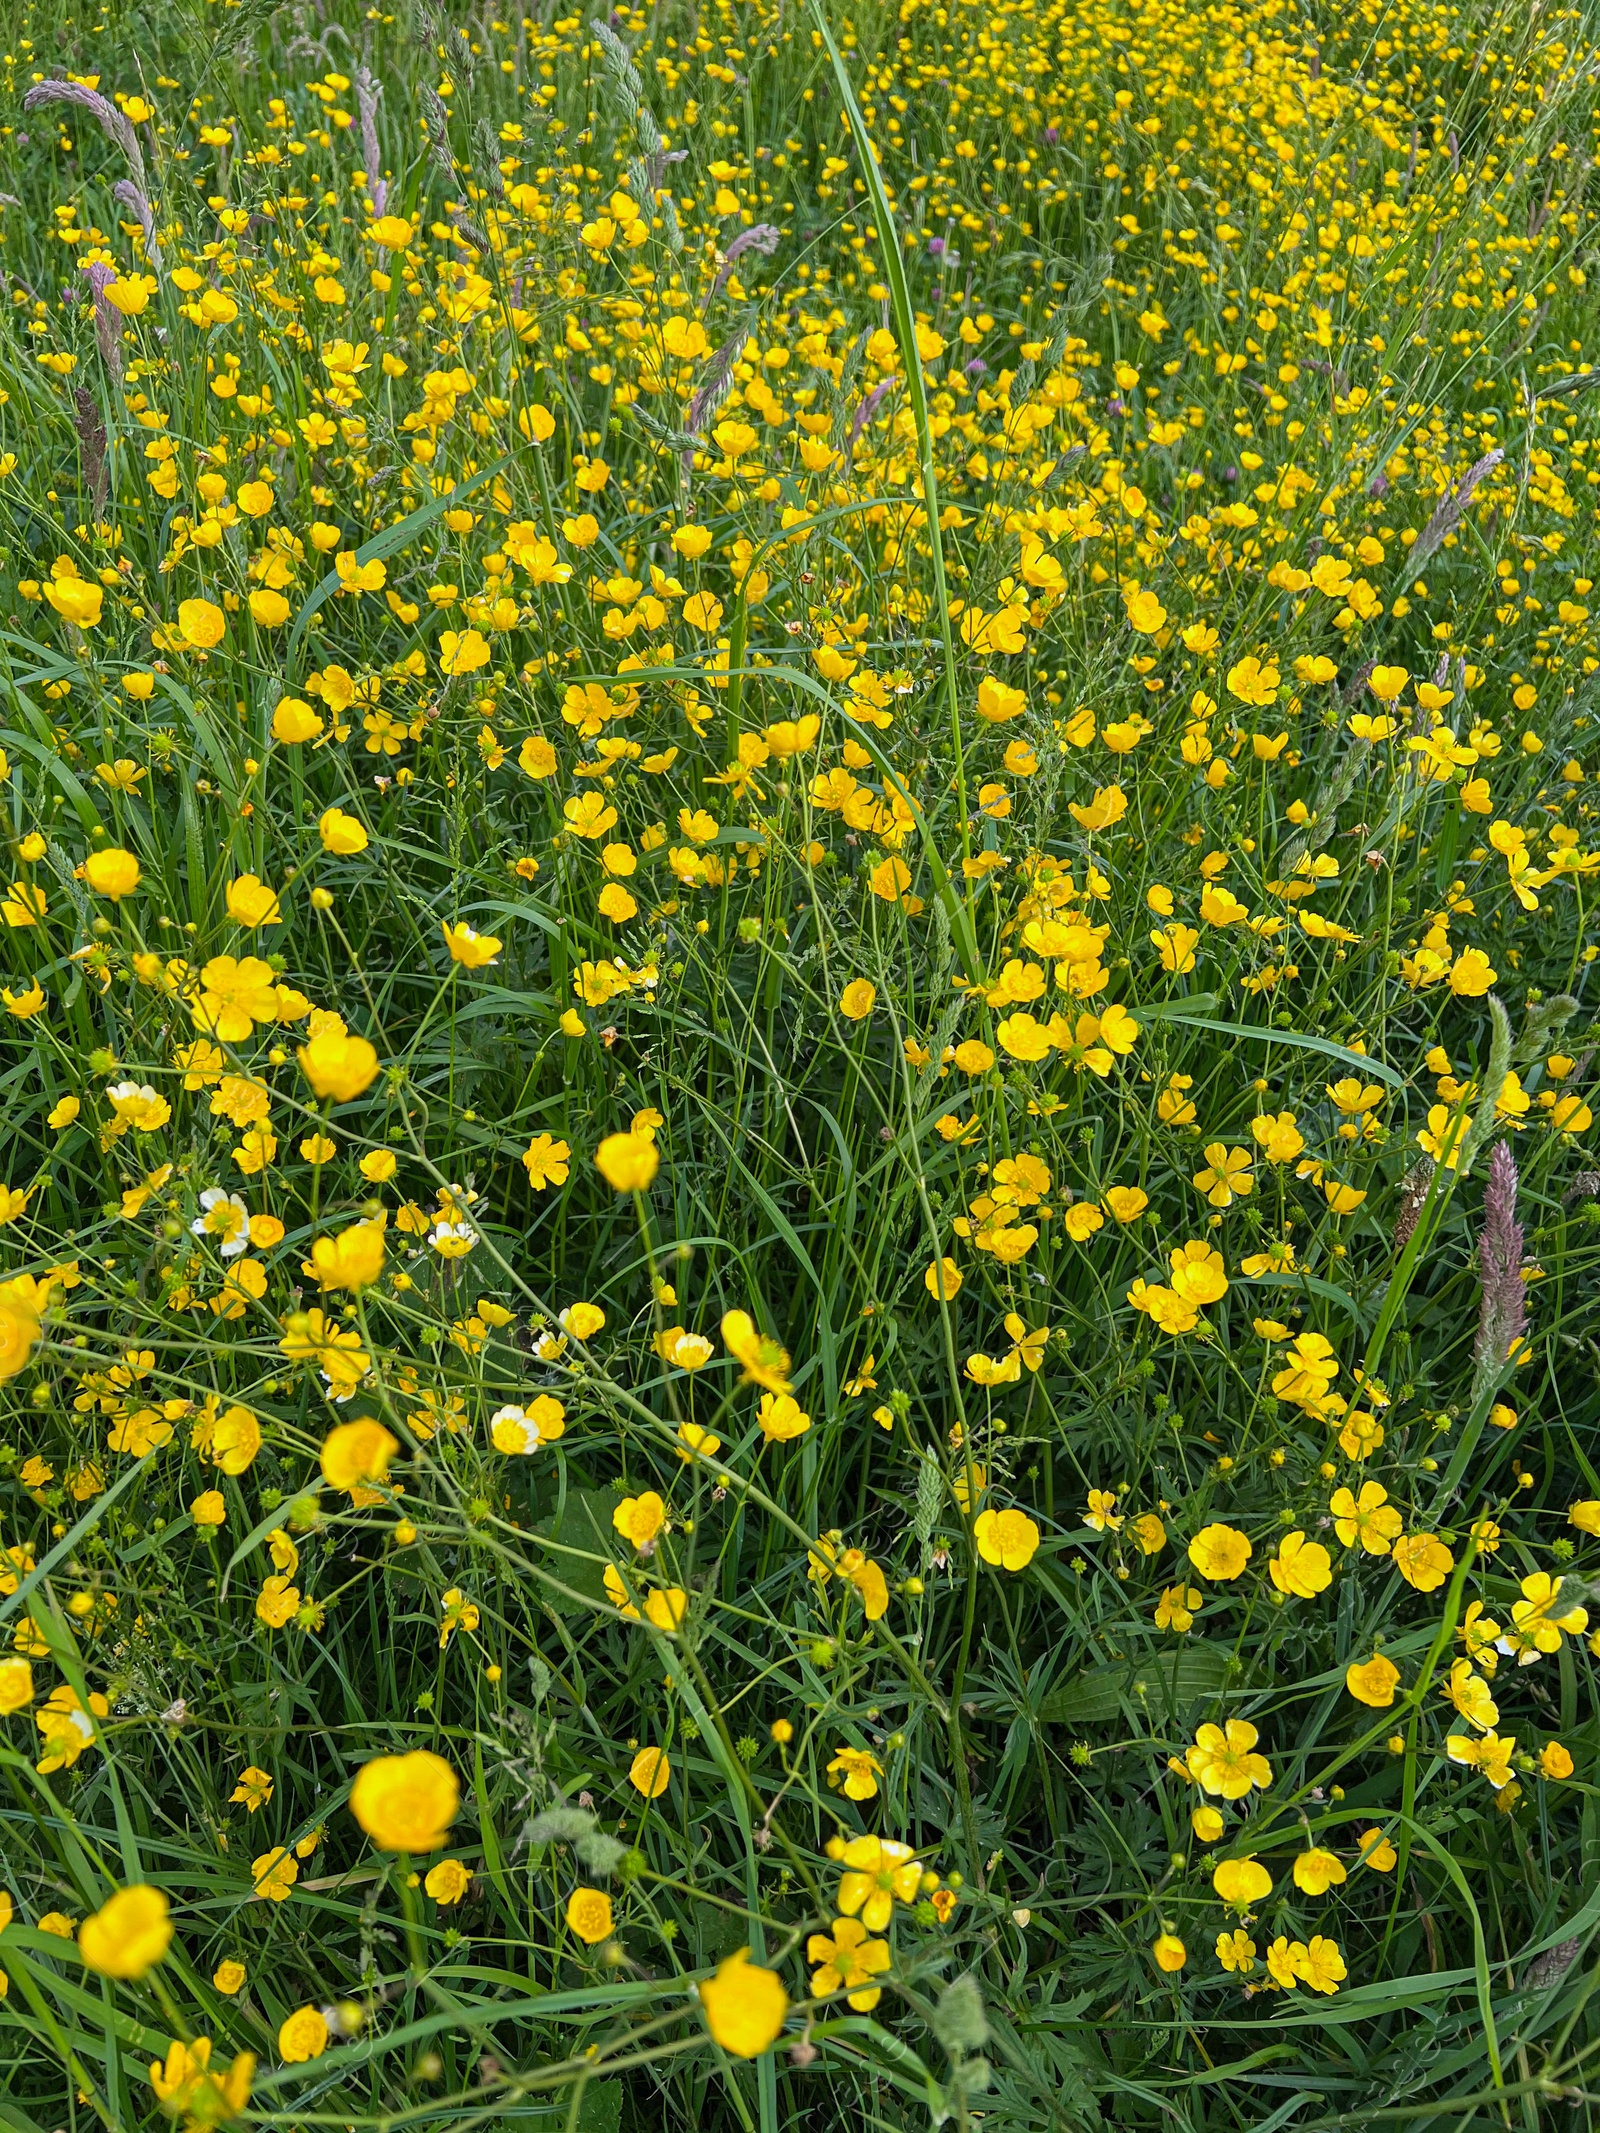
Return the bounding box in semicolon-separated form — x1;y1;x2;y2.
0;0;1595;2115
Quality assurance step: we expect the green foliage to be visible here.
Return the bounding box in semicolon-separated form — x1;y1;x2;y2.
0;0;1597;2126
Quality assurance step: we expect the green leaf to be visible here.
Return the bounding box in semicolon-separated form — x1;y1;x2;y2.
1134;992;1221;1020
1147;1012;1407;1090
1242;1270;1370;1322
529;1486;619;1615
0;719;108;841
1038;1640;1242;1723
504;2084;621;2133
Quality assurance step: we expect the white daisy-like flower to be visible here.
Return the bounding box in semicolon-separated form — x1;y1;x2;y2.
490;1405;536;1454
191;1186;249;1258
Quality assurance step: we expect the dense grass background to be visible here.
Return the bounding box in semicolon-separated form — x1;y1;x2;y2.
0;0;1598;2125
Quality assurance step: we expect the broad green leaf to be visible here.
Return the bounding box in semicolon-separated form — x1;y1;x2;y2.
1038;1640;1243;1723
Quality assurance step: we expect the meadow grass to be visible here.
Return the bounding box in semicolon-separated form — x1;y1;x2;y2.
0;0;1598;2125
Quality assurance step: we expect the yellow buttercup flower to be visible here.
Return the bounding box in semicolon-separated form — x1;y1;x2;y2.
84;846;140;899
974;1506;1040;1571
278;2006;329;2062
595;1130;659;1191
1187;1720;1272;1801
176;597;226;649
426;1859;472;1905
79;1886;172;1978
441;920;502;968
808;1915;891;2010
629;1745;672;1797
307;1222;385;1292
1188;1524;1251;1581
721;1308;791;1393
350;1750;459;1852
698;1950;788;2058
566;1887;614;1944
320;1417;397;1492
299;1027;380;1102
1213;1857;1271;1909
1346;1654;1401;1707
